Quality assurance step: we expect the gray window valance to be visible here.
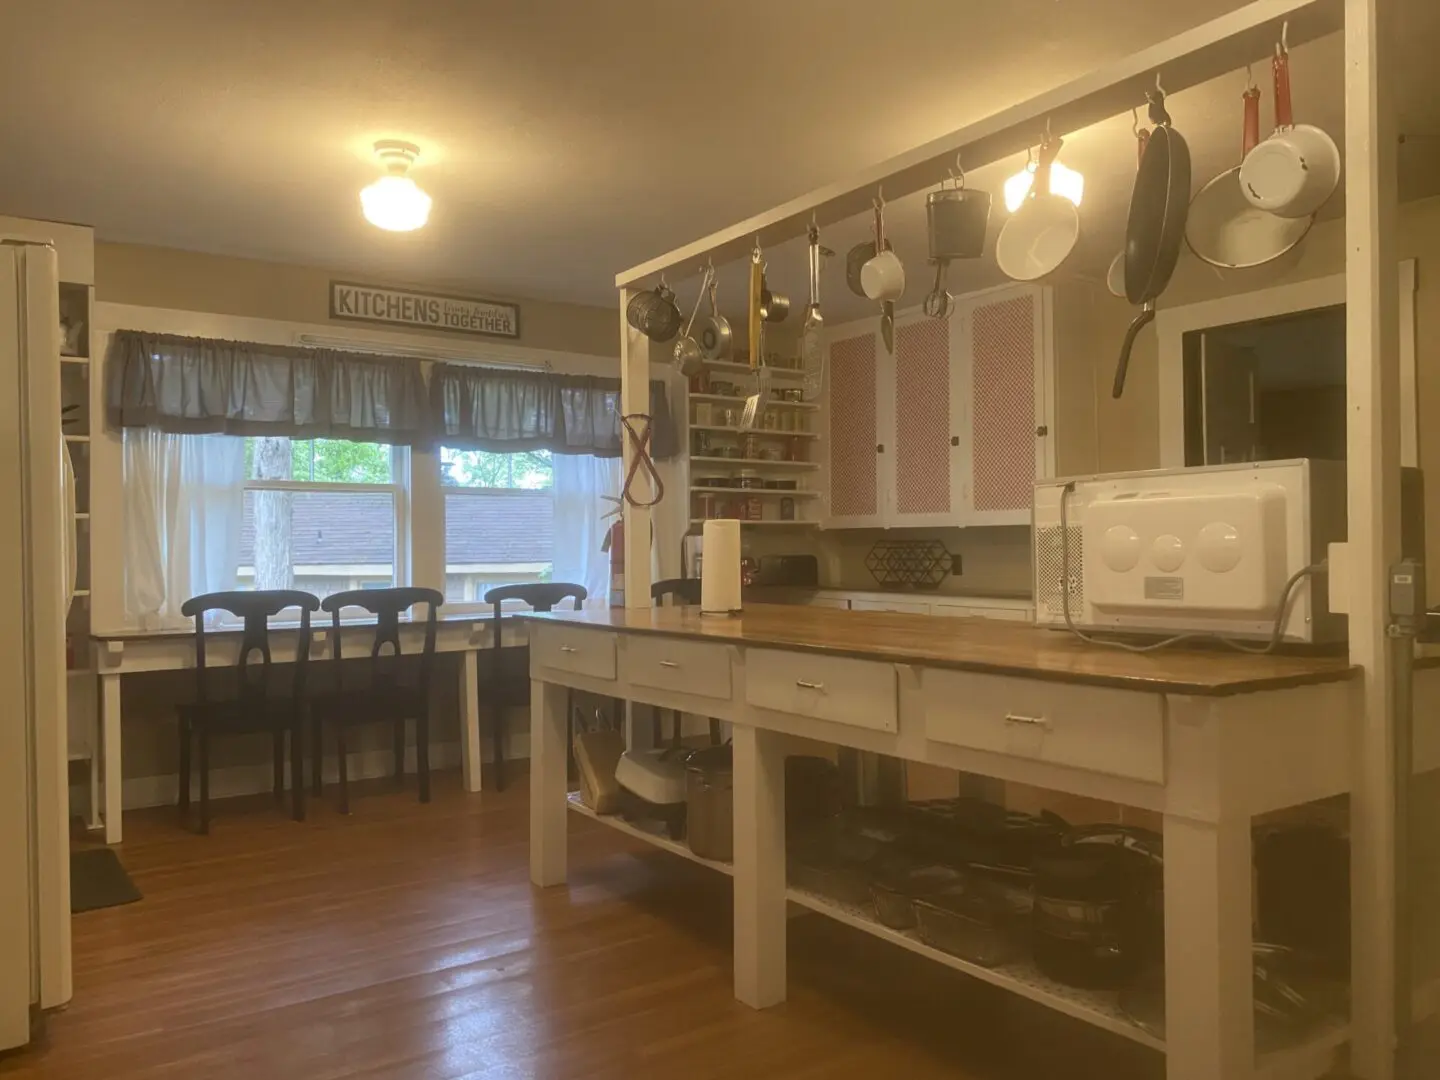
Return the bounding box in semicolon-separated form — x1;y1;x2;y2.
429;364;677;459
106;331;428;445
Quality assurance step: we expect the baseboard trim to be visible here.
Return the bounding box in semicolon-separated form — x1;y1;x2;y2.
69;735;533;814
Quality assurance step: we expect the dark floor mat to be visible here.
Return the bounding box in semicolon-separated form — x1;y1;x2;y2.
70;848;142;913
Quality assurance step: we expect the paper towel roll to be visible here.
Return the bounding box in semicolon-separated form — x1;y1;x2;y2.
700;519;742;614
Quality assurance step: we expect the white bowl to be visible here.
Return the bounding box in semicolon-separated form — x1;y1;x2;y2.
860;249;906;301
996;194;1080;282
1187;167;1313;268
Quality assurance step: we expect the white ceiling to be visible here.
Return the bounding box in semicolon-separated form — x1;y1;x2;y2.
3;1;1438;321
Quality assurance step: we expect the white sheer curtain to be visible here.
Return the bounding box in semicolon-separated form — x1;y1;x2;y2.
122;431;246;629
550;454;621;609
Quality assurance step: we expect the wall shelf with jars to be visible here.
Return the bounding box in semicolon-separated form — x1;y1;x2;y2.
687;359;820;527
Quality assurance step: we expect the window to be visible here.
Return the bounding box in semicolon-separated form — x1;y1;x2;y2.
441;448;554;604
242;437;408;602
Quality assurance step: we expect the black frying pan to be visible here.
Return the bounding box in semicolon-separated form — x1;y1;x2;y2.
1112;90;1191;398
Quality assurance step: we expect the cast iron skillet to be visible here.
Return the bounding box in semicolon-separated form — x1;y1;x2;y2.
1113;89;1191;399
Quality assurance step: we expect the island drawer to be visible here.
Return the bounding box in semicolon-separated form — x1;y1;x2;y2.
745;649;898;733
922;671;1163;783
627;636;732;700
531;626;617;682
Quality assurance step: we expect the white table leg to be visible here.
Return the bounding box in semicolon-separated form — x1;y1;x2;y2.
100;673;123;845
1163;813;1254;1080
85;702;103;832
731;723;787;1009
529;678;568;887
460;649;483;793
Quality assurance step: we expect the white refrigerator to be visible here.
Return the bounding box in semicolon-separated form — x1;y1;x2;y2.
0;239;74;1049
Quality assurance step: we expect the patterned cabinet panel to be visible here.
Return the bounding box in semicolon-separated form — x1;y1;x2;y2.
960;286;1047;525
824;327;884;526
890;314;956;525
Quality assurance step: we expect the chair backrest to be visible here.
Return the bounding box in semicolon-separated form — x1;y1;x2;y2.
651;578;700;606
320;587;444;693
484;582;587;648
180;590;320;705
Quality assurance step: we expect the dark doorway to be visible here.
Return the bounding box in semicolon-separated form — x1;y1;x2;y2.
1182;304;1346;466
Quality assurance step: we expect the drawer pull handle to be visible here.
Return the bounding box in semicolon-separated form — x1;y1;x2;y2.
1004;713;1047;727
795;679;825;691
559;645;578;654
659;660;680;669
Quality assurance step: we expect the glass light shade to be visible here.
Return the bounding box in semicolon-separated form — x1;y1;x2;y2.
1003;160;1084;213
361;175;432;232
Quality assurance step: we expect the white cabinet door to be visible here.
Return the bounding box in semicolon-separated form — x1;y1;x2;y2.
955;285;1048;526
822;322;886;528
889;311;961;527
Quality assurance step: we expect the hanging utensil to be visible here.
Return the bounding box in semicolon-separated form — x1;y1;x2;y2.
672;266;714;376
1107;116;1150;298
761;278;790;323
995;134;1081;282
740;247;770;432
625;276;682;343
924;164;990;320
1240;26;1341;220
801;220;827;400
1112;80;1192;399
861;197;903;351
1187;79;1312;270
696;273;733;360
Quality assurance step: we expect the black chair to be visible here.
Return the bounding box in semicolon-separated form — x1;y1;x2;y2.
650;578;719;745
177;590;320;834
651;578;701;606
310;587;444;814
484;582;587;791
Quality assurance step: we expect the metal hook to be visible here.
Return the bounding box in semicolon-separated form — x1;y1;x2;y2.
952;153;966;189
1281;19;1289;54
875;185;886;208
1246;63;1257;91
1155;71;1166;96
1131;107;1140;137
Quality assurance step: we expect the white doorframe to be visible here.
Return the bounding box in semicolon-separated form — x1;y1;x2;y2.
1156;260;1418;467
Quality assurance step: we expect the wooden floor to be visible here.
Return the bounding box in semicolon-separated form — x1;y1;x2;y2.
4;772;1162;1080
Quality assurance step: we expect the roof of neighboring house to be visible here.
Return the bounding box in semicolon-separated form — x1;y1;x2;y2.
239;488;554;567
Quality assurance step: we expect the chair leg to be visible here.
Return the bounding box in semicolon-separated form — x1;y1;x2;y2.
178;717;191;822
311;715;324;797
272;728;285;801
291;719;305;823
394;719;406;787
710;719;722;746
337;724;350;815
198;729;211;835
566;691;577;784
417;709;431;805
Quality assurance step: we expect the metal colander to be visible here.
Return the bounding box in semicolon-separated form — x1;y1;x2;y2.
626;280;682;343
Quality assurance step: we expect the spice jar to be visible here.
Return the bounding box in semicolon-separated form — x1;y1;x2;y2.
780;497;796;521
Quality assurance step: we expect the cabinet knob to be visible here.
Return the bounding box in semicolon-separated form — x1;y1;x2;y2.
1035;425;1049;437
950;436;960;447
876;443;885;453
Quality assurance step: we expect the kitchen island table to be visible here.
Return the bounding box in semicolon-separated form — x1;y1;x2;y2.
523;604;1372;1080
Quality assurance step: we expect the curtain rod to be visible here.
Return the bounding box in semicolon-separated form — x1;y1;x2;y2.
293;333;552;372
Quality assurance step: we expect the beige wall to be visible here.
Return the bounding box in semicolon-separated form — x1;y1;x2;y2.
95;242;619;358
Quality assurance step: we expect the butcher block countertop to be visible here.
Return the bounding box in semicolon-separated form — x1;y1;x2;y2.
523;603;1358;697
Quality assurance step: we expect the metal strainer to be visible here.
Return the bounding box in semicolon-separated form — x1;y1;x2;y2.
626;278;682;342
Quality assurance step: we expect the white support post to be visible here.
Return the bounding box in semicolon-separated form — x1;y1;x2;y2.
731;723;788;1009
618;290;654;610
529;677;569;887
1345;0;1402;1076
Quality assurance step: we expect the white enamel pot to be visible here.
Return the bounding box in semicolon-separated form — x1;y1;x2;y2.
1239;44;1340;219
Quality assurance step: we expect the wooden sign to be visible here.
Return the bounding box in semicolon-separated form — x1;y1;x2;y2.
329;280;520;339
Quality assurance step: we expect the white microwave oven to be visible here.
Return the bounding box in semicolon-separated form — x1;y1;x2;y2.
1032;459;1349;644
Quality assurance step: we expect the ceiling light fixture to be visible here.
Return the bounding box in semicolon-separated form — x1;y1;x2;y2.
361;140;432;232
1003;158;1084;213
